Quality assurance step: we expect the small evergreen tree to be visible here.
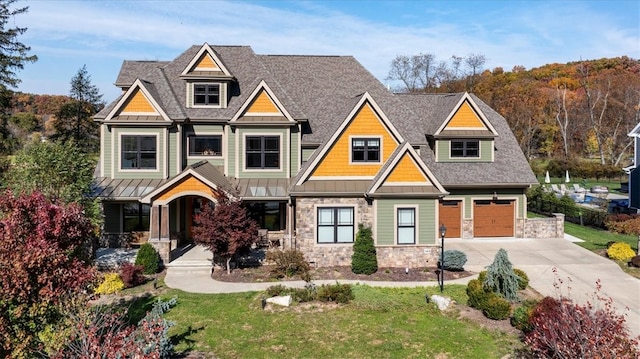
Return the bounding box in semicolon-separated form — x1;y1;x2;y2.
135;243;160;275
483;248;520;301
351;225;378;274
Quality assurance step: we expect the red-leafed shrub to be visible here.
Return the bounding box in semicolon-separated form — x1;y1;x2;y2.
604;214;640;235
0;191;96;357
524;271;639;358
119;262;146;288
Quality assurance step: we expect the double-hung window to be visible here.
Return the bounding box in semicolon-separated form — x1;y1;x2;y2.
188;135;222;156
397;207;416;244
451;140;479;158
317;207;354;243
121;135;156;169
193;84;220;106
352;138;380;162
123;202;150;232
246;136;280;169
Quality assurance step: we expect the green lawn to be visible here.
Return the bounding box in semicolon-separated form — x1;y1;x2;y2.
564;220;638;252
138;284;522;358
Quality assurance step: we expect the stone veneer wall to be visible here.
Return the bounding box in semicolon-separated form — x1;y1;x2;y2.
296;197;440;268
524;213;565;238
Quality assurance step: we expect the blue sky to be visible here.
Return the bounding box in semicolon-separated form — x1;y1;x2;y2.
14;0;640;103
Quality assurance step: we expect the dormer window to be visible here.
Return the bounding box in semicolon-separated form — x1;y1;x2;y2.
451;140;479;158
194;84;220;106
352;137;380;163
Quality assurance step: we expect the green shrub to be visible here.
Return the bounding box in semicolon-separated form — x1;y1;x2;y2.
607;242;636;261
351;226;378;274
265;284;288;297
513;268;529;290
466;279;491;309
291;287;317;303
483;248;520;301
316;283;354;304
511;300;537;332
482;293;511;320
135;243;160;274
94;272;125;295
442;250;467;271
266;249;310;278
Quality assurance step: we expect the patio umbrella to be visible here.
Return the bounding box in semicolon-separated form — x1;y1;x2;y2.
544;171;550;183
565;170;570;183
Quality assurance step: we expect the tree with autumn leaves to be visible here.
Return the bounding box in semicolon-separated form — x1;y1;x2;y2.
0;191;95;357
192;188;259;275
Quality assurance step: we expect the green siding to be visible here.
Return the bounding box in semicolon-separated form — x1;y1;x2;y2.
102;125;112;177
168;127;178;176
113;127;166;179
376;199;437;245
437;139;493;162
302;148;316;162
289;126;299;177
227;128;236;175
444;189;528;218
238;128;289;179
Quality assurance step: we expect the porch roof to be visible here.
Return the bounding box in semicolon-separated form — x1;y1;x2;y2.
92;177;169;200
235;178;290;200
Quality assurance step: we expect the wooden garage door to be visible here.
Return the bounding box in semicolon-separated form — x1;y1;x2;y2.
439;200;461;238
473;200;514;237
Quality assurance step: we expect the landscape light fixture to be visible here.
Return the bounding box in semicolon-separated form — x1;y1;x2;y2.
438;224;447;293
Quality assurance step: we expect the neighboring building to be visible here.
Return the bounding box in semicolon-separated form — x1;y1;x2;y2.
625;122;640;210
93;43;539;266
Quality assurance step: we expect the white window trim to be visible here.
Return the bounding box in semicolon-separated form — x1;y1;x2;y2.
186;132;224;159
314;204;356;245
118;132;161;173
394;204;419;245
242;132;283;172
448;139;481;159
348;135;383;165
188;82;223;109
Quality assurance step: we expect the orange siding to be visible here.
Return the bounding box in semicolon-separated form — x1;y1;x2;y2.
385;153;430;183
194;54;219;70
447;101;485;128
246;90;280;114
121;89;155;113
157;176;212;201
312;103;398;177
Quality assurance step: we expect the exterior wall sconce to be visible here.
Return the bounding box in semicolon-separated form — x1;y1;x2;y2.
493;192;498;201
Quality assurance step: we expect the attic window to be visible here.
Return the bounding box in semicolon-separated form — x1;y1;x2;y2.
351;138;380;163
451;140;479;158
194;83;220;106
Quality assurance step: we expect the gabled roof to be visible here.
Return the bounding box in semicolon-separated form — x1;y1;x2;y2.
434;92;497;137
230;80;296;124
140;161;237;205
181;43;233;78
294;92;404;186
366;142;447;198
628;122;640;137
100;79;172;124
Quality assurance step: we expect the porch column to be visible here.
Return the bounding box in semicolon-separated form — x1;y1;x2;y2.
149;204;171;264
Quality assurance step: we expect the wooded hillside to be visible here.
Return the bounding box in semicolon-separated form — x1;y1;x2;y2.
389;55;640;167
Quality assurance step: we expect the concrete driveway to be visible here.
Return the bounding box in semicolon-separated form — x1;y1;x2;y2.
165;237;640;338
447;237;640;338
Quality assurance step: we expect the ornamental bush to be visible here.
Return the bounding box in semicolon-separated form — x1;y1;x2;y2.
119;262;145;288
94;273;125;295
483;248;520;301
466;278;490;309
135;243;160;274
482;294;511;320
442;250;467;271
607;242;636;261
316;283;354;304
511;300;538;332
513;268;529;290
266;249;310;279
351;226;378;274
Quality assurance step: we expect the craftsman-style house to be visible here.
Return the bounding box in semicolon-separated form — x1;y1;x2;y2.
93;43;539;266
625;123;640;210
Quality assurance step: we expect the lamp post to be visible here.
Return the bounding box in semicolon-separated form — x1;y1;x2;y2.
438;224;447;292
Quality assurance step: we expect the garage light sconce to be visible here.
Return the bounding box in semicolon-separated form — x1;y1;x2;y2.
493;192;498;201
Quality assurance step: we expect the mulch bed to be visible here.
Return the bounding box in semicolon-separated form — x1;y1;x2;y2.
211;265;472;283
